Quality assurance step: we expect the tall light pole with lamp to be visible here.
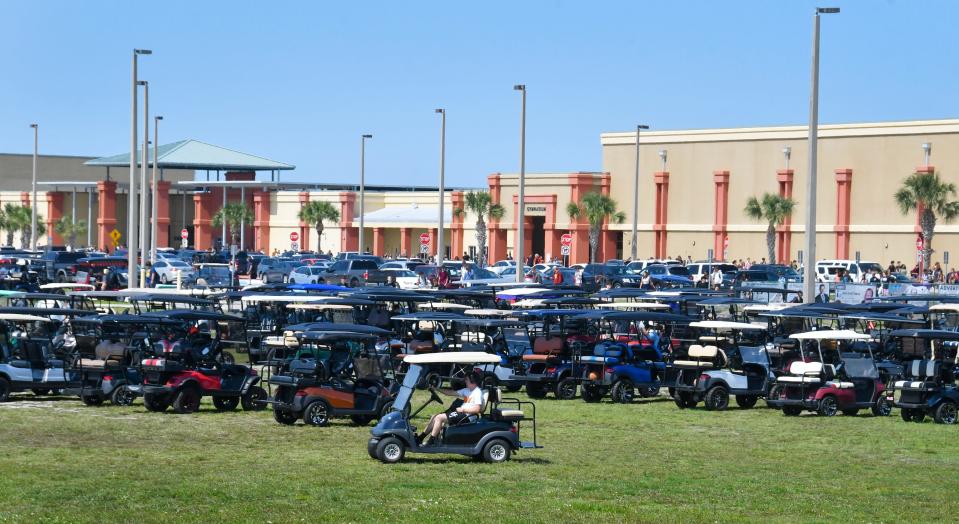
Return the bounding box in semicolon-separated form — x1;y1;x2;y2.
358;134;372;254
514;84;526;282
802;7;839;303
631;124;649;261
151;115;163;263
29;124;38;251
128;48;151;289
435;109;446;264
138;80;149;287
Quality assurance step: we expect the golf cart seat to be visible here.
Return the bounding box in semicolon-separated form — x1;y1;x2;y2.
523;337;563;362
580;342;623;364
488;387;524;421
824;380;855;389
893;359;943;390
78;358;123;370
776;361;823;384
408;340;434;353
672;344;721;368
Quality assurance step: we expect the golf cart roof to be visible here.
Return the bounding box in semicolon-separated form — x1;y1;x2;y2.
391;312;466;322
696;297;759;306
511;309;589;319
141;309;242;322
0;307;95;317
878;294;959;303
789;329;870;341
240;294;331;304
605;311;693;323
0;313;51;322
68;290;139;299
887;329;959;340
72;314;182;325
840;312;924;324
403;351;501;364
131;293;214;305
463;309;513;317
285;297;375;308
451;318;528;328
540;297;602;306
296;331;378;343
350;289;435;302
511;298;546;308
283;322;392;335
418;302;473;311
689;320;766;331
285;283;350;293
39;283;95;291
594;302;671;310
928;303;959;313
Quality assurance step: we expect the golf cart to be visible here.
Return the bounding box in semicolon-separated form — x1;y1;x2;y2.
765;330;891;417
885;329;959;424
507;309;592;399
0;313;80;401
267;331;397;426
136;311;266;414
368;352;540;463
449;318;532;392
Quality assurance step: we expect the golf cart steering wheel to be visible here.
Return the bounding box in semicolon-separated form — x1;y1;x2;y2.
428;386;443;405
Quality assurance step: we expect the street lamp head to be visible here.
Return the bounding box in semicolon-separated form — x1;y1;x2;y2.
29;123;37;129
637;124;650;130
435;108;444;114
513;84;525;91
783;146;792;158
137;80;147;86
922;142;932;153
658;149;667;161
155;115;163;121
817;7;840;13
362;134;373;139
134;49;153;55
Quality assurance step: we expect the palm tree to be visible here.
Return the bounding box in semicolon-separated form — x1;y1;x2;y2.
297;200;340;249
212;202;254;249
1;204;21;247
894;171;959;267
3;204;43;249
566;192;625;263
53;216;88;249
744;193;796;264
453;191;505;266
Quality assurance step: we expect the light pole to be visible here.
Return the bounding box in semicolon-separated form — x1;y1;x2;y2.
802;7;839;303
128;48;151;289
514;84;526;282
151;115;163;263
922;142;932;166
631;124;650;261
29;124;38;251
139;80;149;287
435;108;446;264
359;134;372;254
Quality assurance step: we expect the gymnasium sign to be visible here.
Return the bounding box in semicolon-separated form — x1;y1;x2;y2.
524;204;547;216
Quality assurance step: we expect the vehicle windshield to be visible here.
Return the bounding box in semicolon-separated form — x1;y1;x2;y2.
394;363;423;410
841;356;878;379
471;268;497;279
389;270;416;277
200;266;231;278
169;261;191;269
668;266;691;277
858;263;883;274
308;267;326;275
504;327;532;356
739;346;768;364
604;266;627;276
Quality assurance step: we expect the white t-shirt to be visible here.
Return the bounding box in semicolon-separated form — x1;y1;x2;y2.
457;386;486;410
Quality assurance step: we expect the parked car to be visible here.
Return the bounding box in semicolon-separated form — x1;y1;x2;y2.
749;264;801;282
815;259;883;283
195;263;234;287
687;262;738;282
289;265;329;284
321;258;388;287
257;258;297;283
380;260;425;271
486;260;517;275
733;269;784;287
74;256;128;288
381;268;421;289
152;259;196;285
580;263;639;292
644;264;694;286
41;250;87;282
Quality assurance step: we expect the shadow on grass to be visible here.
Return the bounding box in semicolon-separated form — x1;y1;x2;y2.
400;456;552;465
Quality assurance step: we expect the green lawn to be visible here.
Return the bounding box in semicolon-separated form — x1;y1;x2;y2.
0;390;955;523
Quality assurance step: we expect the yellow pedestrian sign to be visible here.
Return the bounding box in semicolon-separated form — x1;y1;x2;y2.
109;229;121;247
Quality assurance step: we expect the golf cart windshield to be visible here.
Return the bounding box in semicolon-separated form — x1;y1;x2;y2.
394;364;423;411
841;356;879;379
739;346;768;365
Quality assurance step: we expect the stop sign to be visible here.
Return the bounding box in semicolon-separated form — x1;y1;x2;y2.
180;228;188;239
290;231;300;242
916;236;923;250
561;233;572;246
419;233;431;245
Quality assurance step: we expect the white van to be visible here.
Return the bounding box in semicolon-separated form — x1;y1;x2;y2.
815;259;884;283
687;262;738;282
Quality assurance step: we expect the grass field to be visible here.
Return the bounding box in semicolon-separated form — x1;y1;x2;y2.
0;388;956;523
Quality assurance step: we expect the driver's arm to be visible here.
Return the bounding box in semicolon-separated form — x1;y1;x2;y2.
456;402;482;415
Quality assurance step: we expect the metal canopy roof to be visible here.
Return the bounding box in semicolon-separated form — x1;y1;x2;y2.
84;139;294;171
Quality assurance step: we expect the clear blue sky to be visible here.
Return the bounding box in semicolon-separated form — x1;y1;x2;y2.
1;0;955;186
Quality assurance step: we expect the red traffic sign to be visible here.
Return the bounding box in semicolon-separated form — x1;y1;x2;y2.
916;236;923;250
561;233;573;246
290;231;300;242
180;228;189;239
419;233;431;245
723;236;730;247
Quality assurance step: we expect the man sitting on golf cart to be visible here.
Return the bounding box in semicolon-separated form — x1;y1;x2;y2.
419;370;486;446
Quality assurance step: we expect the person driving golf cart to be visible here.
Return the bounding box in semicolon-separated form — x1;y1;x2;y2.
418;370;486;446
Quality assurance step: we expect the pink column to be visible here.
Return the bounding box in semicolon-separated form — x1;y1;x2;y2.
46;192;65;245
487;174;508;263
96;181;117;252
834;169;853;259
372;227;385;256
654;172;670;259
776;169;794;263
297;192;311;252
712;171;730;260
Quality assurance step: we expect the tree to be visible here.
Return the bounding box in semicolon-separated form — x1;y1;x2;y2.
212;202;254;250
453;191;505;266
53;216;88;249
2;204;43;249
744;193;796;264
297;200;340;250
894;171;959;268
566;192;625;263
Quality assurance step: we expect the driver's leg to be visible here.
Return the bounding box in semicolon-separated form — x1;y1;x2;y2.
429;413;448;439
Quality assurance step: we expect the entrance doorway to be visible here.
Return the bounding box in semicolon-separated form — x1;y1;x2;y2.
530;216;545;260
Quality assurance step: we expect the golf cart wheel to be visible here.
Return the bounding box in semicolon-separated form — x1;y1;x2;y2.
934;400;958;425
817;395;839;417
31;388;51;396
172;387;201;414
639;385;660;398
504;382;523;393
673;391;696;409
481;374;498;390
218;352;236;365
367;438;380;459
526;382;547;399
213;396;240;412
82;394;105;406
704;385;729;411
160;274;168;284
378;400;395;420
581;385;603;403
872;397;892;417
110;386;136;407
422;372;443;390
765;385;783;408
242;386;268;411
0;377;10;402
482;438;511;463
610;379;635;404
668;387;676;398
782;406;802;417
735;395;757;409
273;406;299;425
376;436;406;464
351;415;375;426
143;393;170;412
555;378;578;400
842;409;860;417
304;400;331;427
900;408;914;422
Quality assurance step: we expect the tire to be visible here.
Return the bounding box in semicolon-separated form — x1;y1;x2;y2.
526;382;547;399
783;406;802;416
735;395;757;409
172;387;201;414
160;274;168;285
378;400;395;420
110;385;136;407
143;392;170;412
31;388;51;396
219;352;236;365
934;400;958;425
241;385;268;411
555;378;578;400
817;395;838;417
639;385;660;398
582;385;604;403
367;438;380;459
375;436;406;464
421;372;442;390
351;415;375;426
304;400;331;427
481;438;511;463
213;396;240;411
82;394;105;406
901;408;915;422
704;385;729;411
504;382;522;393
481;374;498;390
668;387;676;398
842;409;860;417
674;391;696;409
273;406;298;425
871;396;892;417
610;379;635;404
